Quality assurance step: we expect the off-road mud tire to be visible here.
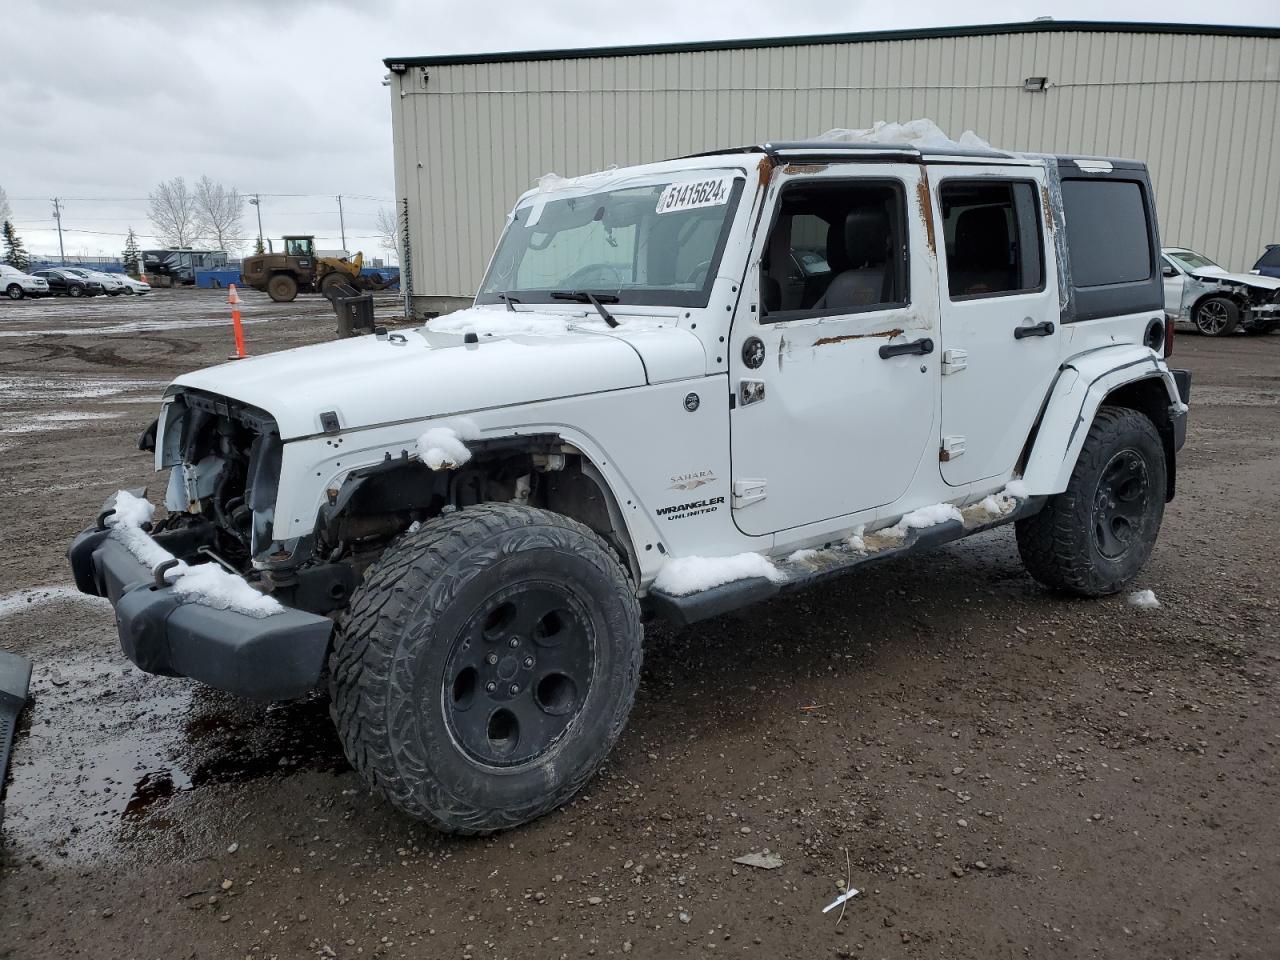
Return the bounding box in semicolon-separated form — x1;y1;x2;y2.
329;503;642;835
1193;296;1239;336
1016;405;1166;597
267;273;298;303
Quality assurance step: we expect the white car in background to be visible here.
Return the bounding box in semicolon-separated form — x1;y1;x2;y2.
1162;247;1280;336
118;275;151;295
64;268;127;296
0;263;51;300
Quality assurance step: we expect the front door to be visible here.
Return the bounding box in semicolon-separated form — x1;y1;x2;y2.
729;163;939;536
1161;254;1187;317
931;167;1061;487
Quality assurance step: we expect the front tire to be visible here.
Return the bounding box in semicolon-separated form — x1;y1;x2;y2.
1193;296;1239;336
267;273;298;302
68;285;82;298
5;284;23;300
1016;405;1166;597
329;503;642;834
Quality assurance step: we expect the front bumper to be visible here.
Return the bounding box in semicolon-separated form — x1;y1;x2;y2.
67;503;332;701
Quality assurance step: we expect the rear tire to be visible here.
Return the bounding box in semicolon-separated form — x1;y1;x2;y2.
329;503;642;834
1016;405;1166;597
267;273;298;302
5;284;23;300
1193;296;1239;336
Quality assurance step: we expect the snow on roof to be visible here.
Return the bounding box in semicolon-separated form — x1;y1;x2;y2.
814;118;992;152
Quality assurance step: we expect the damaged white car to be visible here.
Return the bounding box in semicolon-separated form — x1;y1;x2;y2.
1162;246;1280;336
70;137;1190;834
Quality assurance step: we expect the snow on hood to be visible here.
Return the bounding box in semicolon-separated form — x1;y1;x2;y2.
815;118;992;151
426;304;669;337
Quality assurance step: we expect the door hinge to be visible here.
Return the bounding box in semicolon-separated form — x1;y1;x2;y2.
940;436;966;461
941;348;968;375
732;478;767;508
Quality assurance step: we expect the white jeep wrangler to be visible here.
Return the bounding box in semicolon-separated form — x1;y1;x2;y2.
70;140;1190;834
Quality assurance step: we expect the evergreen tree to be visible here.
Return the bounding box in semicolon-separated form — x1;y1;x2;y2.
254;236;266;256
2;220;30;272
122;227;141;277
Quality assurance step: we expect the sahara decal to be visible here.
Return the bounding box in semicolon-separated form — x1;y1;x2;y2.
669;470;716;491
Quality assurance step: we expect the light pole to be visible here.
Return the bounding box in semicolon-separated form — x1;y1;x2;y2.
51;197;66;264
248;195;264;250
336;195;347;252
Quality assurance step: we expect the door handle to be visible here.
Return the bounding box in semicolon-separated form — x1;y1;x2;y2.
1014;320;1055;340
879;337;934;359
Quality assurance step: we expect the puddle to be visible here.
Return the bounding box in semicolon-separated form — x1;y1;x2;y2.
0;317;278;338
0;411;125;435
0;375;167;402
2;646;346;862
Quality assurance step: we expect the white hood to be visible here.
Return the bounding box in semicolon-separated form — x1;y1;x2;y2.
1189;265;1280;291
171;307;706;439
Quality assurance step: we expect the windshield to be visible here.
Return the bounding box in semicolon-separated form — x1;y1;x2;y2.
1167;250;1221;272
476;171;745;308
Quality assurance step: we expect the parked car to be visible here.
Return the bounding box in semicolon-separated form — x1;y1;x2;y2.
33;268;103;297
118;275;151;295
63;267;127;296
71;141;1189;835
0;263;51;300
1162;247;1280;336
1251;244;1280;279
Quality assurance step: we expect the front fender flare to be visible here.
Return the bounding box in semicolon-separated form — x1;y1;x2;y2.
1021;346;1182;496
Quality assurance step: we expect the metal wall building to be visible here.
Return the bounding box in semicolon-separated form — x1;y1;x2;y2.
386;20;1280;316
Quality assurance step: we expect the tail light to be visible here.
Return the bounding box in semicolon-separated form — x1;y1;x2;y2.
1164;317;1175;358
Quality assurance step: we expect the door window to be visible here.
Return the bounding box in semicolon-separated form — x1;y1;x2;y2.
940;180;1044;299
759;180;908;322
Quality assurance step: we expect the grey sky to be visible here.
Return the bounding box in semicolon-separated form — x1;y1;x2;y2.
3;0;1276;259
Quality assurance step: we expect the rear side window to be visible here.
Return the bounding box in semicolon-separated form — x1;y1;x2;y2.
1257;247;1280;269
1061;179;1152;286
940;180;1044;299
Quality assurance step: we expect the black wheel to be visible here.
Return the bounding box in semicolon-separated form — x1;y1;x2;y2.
5;284;23;301
107;289;121;296
1193;296;1239;336
123;287;135;295
329;503;642;834
267;273;298;302
68;285;82;298
1016;405;1166;596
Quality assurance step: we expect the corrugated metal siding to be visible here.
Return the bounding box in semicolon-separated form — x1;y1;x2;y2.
390;29;1280;304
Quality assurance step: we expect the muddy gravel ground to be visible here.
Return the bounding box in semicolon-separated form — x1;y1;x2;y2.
0;290;1277;960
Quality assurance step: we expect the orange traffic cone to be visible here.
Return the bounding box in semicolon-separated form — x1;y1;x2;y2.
228;283;246;359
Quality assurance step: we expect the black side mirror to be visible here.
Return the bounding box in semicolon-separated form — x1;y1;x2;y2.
1162;265;1178;278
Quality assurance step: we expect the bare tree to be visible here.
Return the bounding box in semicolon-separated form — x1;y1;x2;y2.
147;177;206;248
375;206;401;264
0;184;12;226
193;175;245;253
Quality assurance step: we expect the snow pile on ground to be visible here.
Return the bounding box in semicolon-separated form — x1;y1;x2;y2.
1127;589;1161;610
0;585;107;621
653;552;785;596
848;524;867;552
815;119;991;151
417;418;482;470
889;502;964;538
107;490;283;619
786;548;821;563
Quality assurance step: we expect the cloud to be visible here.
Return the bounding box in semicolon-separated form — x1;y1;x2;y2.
3;0;1277;256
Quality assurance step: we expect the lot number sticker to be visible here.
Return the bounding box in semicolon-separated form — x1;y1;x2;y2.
656;176;733;214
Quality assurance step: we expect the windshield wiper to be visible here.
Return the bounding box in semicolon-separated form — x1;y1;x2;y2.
549;290;619;327
497;292;521;312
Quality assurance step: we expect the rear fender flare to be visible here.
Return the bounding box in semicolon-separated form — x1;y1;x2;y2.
1021;346;1181;496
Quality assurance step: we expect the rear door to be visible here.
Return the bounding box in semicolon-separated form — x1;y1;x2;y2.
931;165;1060;486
